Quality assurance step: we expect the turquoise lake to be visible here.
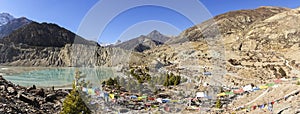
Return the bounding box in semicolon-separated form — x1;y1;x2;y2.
0;67;117;88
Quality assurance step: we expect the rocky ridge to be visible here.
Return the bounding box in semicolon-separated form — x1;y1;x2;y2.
112;30;170;52
0;13;31;38
0;13;14;27
142;6;300;87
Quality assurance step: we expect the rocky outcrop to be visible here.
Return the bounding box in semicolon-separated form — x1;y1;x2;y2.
0;75;68;113
0;44;65;66
235;8;300;51
0;42;142;67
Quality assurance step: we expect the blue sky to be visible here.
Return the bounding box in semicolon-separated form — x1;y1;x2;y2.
0;0;300;43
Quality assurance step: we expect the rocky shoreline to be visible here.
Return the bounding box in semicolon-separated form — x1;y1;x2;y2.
0;75;69;113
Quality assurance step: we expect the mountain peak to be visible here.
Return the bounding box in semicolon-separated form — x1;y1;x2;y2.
0;12;15;26
0;12;14;18
0;13;31;38
147;30;161;36
146;30;170;43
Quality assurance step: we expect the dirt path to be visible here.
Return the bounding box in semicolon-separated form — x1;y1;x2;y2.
245;88;269;106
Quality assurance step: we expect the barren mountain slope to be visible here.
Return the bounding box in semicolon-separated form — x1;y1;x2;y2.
144;6;300;87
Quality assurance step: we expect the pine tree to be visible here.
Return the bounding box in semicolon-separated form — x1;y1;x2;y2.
106;77;114;86
215;98;222;108
163;74;169;87
61;70;91;114
174;76;181;86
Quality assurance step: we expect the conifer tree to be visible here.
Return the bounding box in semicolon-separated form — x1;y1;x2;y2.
61;69;91;114
215;98;222;108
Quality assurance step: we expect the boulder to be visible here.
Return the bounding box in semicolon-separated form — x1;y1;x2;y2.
228;59;241;66
45;93;57;102
26;85;36;93
19;94;40;108
0;85;5;90
35;88;45;97
7;87;16;95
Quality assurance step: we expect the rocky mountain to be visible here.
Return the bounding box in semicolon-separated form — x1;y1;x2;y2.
113;35;162;52
0;13;31;38
146;30;170;43
0;13;14;26
0;20;96;66
167;6;290;44
1;6;300;113
112;30;170;52
0;22;94;47
1;6;300;80
144;6;300;86
0;20;141;67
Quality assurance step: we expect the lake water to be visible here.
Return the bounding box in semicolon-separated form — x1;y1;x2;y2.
0;67;117;88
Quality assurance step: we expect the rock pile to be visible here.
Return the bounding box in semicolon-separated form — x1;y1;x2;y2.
0;75;69;113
